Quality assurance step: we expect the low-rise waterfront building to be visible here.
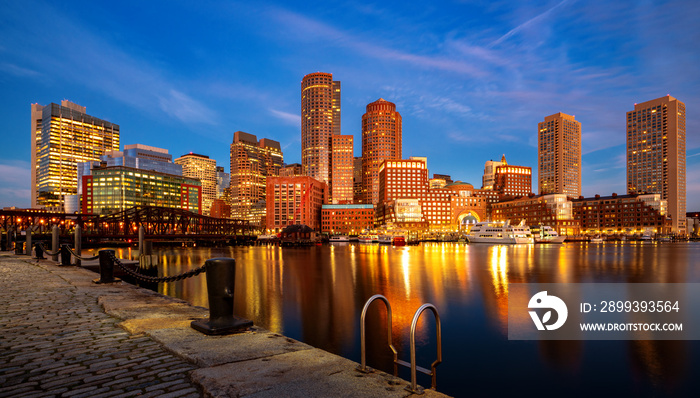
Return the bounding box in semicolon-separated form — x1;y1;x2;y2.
265;176;327;233
572;193;670;235
321;204;375;234
376;158;487;231
81;166;201;215
492;194;579;236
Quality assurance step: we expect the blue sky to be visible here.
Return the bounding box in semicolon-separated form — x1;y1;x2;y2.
1;0;699;209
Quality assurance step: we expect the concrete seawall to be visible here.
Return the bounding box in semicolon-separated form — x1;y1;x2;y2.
0;253;450;397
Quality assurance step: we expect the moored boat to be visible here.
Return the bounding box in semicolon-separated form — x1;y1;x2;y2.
329;234;350;242
534;226;566;244
467;220;533;244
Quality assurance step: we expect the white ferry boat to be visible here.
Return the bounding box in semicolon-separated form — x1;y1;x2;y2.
534;226;566;244
467;220;534;244
358;234;378;243
329;235;350;243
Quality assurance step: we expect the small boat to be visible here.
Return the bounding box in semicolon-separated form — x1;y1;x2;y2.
589;236;604;243
378;234;393;244
329;235;350;243
467;220;534;244
534;226;566;244
392;236;406;246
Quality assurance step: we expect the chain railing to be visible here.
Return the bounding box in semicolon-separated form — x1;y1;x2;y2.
108;251;207;283
66;246;99;261
36;242;60;256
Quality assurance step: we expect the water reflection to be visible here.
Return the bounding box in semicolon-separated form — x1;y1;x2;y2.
99;242;700;397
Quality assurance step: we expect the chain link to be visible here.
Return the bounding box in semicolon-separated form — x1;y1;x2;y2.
66;246;99;261
108;252;207;283
36;242;60;256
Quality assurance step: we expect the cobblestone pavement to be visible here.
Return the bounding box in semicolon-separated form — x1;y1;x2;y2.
0;254;202;398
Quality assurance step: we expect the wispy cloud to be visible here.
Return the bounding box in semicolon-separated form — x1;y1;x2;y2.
0;162;30;185
269;109;301;126
0;162;31;207
158;90;218;125
268;8;489;78
0;62;40;77
1;1;217;127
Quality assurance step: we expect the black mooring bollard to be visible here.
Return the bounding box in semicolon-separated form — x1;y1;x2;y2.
191;257;253;335
93;250;120;284
60;244;71;266
35;243;45;260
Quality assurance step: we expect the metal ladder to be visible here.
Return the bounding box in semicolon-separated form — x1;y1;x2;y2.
357;294;442;394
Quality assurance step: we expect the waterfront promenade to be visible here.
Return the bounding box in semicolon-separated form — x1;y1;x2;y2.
0;252;448;398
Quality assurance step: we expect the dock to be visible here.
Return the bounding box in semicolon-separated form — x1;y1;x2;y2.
0;252;450;397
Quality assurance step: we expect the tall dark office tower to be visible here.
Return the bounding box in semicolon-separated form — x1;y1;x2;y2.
362;98;402;205
31;100;120;211
627;95;686;234
301;72;340;187
538;112;581;197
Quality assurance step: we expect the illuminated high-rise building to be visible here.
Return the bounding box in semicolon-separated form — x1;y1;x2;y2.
330;134;354;203
362;98;402;205
353;157;363;203
301;72;340;185
538;112;581;197
31;100;120;211
174;153;217;216
230;131;283;223
627;95;686;234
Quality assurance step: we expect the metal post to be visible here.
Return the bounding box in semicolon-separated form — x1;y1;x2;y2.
93;250;120;284
139;225;145;258
52;225;60;262
140;240;153;268
74;224;82;266
35;242;45;259
60;244;71;266
26;228;32;256
191;257;253;335
8;226;14;251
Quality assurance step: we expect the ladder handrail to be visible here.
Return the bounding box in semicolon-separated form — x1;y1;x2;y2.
406;303;442;394
357;294;398;373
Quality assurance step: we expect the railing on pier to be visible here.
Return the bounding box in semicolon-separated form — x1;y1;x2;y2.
357;294;443;394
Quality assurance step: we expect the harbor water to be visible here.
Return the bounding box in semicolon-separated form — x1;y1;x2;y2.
107;242;700;397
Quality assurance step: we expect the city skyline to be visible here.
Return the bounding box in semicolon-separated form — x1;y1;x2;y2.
1;0;699;209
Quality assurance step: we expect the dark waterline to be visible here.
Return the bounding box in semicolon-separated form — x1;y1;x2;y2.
106;242;700;398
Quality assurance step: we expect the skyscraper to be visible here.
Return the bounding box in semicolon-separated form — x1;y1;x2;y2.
31;100;120;211
538;112;581;197
174;153;217;216
230;131;283;223
362;98;402;205
301;72;340;186
330;134;354;203
627;95;686;234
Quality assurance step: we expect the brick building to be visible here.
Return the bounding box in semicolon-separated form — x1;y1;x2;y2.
265;176;327;232
321;204;375;234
